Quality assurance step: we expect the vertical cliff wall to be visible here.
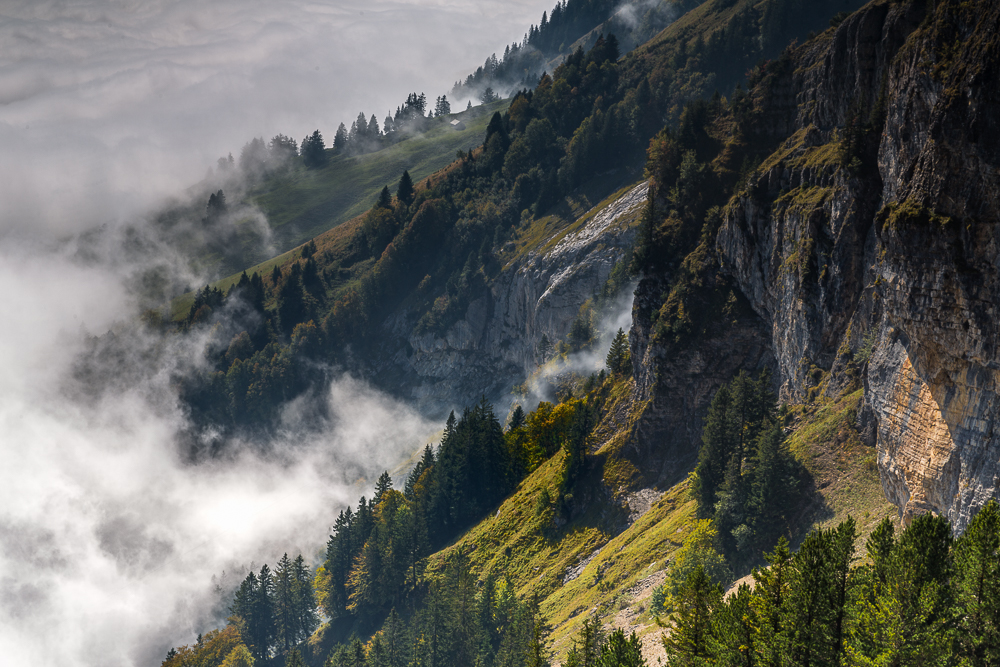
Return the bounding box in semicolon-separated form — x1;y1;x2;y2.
715;0;1000;530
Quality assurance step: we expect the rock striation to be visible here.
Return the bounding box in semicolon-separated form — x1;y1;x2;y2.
714;0;1000;530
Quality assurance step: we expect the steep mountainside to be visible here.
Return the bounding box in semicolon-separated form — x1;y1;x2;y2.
379;180;646;409
701;0;1000;529
153;0;1000;665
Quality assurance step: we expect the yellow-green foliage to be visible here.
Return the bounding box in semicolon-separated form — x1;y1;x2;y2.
526;399;582;467
878;198;953;231
758;126;843;175
162;625;245;667
657;520;731;613
219;644;254;667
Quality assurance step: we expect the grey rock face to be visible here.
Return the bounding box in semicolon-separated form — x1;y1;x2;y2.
384;182;646;414
715;0;1000;531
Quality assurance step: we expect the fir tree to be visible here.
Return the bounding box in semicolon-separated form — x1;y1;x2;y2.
663;565;722;665
953;500;1000;665
599;629;645;667
333;123;348;151
509;405;526;431
273;553;295;651
397;170;414;205
376;185;392;209
374;471;393;505
709;583;755;667
750;538;793;666
606;328;630;376
694;384;735;517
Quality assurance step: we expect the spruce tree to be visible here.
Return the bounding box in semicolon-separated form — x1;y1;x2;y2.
606;328;630;376
374;471;393;505
273;553;295;651
292;554;318;642
284;648;305;667
750;538;792;666
748;421;796;551
695;384;735;517
397;170;414;205
849;513;953;665
954;500;1000;666
663;565;721;665
709;583;755;667
376;185;392;209
600;629;645;667
509;405;526;431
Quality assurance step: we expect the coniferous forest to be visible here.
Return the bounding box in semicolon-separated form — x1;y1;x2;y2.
144;0;1000;665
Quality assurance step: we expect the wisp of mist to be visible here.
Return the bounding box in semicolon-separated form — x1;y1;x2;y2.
0;0;554;665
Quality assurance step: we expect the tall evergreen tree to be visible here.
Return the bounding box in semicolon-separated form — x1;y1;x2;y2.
376;185;392;209
709;583;755;667
374;471;393;505
333;123;348;151
606;328;630;376
292;554;318;642
663;565;722;665
397;170;414;205
695;384;735;517
954;500;1000;665
273;553;296;651
750;538;793;666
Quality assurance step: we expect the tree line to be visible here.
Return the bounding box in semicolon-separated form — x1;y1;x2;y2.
664;504;1000;666
314;395;590;623
325;553;550;667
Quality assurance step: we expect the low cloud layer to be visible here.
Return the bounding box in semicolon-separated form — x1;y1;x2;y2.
0;1;555;664
0;242;441;666
0;238;442;665
0;0;552;236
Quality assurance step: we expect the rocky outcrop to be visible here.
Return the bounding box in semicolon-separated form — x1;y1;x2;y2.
715;0;1000;530
381;182;647;413
628;271;771;484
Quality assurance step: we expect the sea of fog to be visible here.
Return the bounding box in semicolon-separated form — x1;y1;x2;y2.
0;1;553;664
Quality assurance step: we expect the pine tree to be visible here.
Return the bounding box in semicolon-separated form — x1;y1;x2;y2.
599;629;645;667
374;471;393;505
605;328;630;376
285;647;305;667
302;129;327;168
694;384;735;517
663;565;722;665
848;513;953;665
954;500;1000;665
376;185;391;209
509;405;526;431
565;617;603;667
750;538;792;666
397;170;414;205
273;553;295;651
334;123;348;151
709;583;755;667
748;421;796;551
292;554;318;642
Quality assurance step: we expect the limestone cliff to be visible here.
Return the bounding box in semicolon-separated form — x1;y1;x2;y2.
714;0;1000;530
376;182;646;413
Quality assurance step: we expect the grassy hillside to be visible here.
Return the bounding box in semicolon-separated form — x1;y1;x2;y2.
253;100;509;250
411;374;895;665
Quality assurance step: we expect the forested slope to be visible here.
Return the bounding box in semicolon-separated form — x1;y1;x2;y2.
148;0;1000;665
